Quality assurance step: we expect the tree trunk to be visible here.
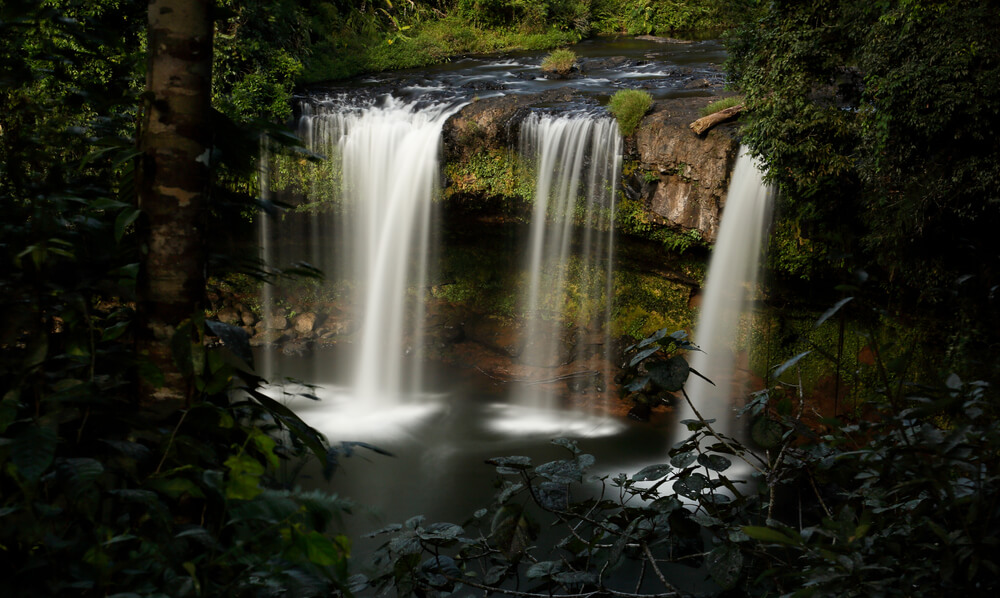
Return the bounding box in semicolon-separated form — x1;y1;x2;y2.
689;104;744;136
137;0;213;406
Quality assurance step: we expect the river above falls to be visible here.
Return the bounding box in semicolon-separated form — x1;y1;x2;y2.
301;36;727;108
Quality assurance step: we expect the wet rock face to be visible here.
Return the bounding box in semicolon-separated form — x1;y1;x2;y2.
632;97;740;243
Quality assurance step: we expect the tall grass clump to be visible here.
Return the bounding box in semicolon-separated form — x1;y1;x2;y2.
607;89;653;136
699;95;743;116
541;48;577;74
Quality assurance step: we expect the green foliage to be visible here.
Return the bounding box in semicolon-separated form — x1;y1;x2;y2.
0;3;357;594
607;89;652;136
729;0;1000;336
654;227;705;253
456;0;593;34
611;268;696;340
445;149;536;209
540;47;577;74
740;372;1000;596
591;0;730;35
766;217;833;279
214;0;310;122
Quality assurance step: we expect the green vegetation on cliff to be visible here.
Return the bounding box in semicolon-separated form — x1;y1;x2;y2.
728;0;1000;375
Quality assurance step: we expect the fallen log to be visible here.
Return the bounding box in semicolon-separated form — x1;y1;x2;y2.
689;104;744;135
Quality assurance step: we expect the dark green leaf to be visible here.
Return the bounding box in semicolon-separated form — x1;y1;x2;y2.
487;455;532;474
416;522;464;543
114;207;140;242
610;517;641;566
670;451;697;469
697;453;732;472
752;417;784;449
636;327;670;349
490;504;537;560
707;544;743;589
388;533;422;555
624;376;650;392
526;560;563;579
498;481;525;504
536;459;582;484
651;495;684;514
673;473;708;499
12;425;58;481
206;320;254;370
535;481;569;511
628;346;660;368
551;438;580;454
647;355;689;391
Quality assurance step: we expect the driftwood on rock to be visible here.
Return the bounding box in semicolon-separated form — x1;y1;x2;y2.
689;104;744;135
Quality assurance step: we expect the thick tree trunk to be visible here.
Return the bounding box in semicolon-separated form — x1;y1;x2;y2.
689;104;744;136
137;0;213;406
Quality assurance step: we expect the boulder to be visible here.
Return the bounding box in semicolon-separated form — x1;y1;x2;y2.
249;329;284;347
262;314;288;331
442;88;579;160
215;307;241;326
292;312;318;334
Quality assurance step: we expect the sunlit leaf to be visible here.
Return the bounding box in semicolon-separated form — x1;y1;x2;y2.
632;463;672;481
815;296;853;327
742;525;802;545
772;351;810;379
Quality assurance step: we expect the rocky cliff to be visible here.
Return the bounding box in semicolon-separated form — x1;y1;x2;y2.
628;97;740;243
442;91;741;243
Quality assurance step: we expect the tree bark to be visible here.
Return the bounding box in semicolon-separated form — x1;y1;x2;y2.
689;104;744;136
137;0;213;406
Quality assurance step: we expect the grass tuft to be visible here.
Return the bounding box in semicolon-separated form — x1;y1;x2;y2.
699;95;744;117
607;89;653;136
540;48;577;74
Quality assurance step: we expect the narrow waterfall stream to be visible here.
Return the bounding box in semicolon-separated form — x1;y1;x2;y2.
680;146;774;440
517;112;622;410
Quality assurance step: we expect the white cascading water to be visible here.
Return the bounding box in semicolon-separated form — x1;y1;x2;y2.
679;146;774;438
295;97;461;405
516;112;622;409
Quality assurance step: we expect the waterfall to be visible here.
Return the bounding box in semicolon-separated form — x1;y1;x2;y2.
272;97;460;405
257;137;275;381
516;112;622;409
680;146;774;438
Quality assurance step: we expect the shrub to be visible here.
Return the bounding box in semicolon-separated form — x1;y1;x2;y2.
540;48;577;74
607;89;653;136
